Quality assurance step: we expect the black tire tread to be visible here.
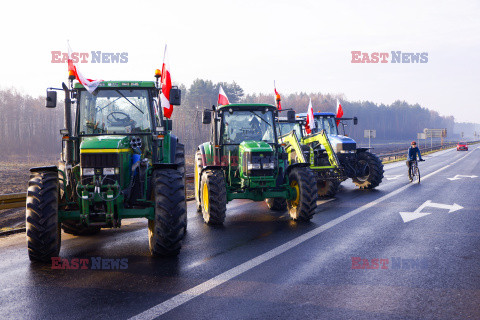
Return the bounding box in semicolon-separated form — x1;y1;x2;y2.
265;198;287;211
201;170;227;225
352;152;384;189
287;167;318;221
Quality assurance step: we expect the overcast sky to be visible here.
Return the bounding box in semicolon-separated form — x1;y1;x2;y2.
1;0;479;123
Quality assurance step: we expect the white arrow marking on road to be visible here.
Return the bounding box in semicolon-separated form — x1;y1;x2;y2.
447;174;478;181
399;200;463;223
385;174;403;180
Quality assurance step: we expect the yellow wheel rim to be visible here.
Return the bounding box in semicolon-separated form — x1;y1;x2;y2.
290;180;300;207
202;182;209;212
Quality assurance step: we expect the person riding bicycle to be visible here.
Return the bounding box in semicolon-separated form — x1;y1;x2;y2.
407;141;424;181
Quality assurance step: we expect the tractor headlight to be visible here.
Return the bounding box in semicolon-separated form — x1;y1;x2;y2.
103;167;116;175
262;162;275;170
82;168;95;176
247;163;261;170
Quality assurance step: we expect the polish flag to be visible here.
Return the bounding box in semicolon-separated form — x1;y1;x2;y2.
218;85;230;106
160;47;173;119
336;99;344;126
67;43;103;94
305;98;316;134
274;86;282;111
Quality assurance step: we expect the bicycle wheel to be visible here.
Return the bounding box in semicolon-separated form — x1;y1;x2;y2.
414;166;420;183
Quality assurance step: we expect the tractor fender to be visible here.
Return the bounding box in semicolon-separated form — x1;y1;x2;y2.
169;133;179;163
198;143;216;167
30;166;58;173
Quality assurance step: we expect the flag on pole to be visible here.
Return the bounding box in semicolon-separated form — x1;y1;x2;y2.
274;82;282;111
306;98;316;134
67;42;103;94
160;46;173;119
336;99;344;126
218;85;230;106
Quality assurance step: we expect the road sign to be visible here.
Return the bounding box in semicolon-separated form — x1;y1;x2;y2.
417;133;426;140
364;130;376;138
399;200;463;223
447;175;478;181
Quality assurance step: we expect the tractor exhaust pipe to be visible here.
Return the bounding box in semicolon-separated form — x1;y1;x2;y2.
62;82;73;163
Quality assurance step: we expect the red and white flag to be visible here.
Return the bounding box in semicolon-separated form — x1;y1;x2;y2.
160;46;173;119
274;86;282;111
336;99;344;126
67;43;103;94
218;85;230;106
306;98;316;134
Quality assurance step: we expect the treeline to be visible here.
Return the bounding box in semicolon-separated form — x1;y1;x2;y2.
0;80;460;159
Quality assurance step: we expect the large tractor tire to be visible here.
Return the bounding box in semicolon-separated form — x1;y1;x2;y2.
265;198;287;211
175;142;187;232
200;169;227;225
194;151;203;213
26;170;61;262
352;151;384;189
148;168;187;256
317;179;340;198
61;221;101;236
287;167;318;221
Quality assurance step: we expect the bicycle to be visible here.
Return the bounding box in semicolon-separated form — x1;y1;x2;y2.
409;159;425;183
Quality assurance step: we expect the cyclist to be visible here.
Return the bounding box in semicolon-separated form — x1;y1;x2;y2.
407;141;424;181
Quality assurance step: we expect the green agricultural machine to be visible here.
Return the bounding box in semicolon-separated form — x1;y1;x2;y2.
194;104;317;225
277;118;343;197
295;112;384;192
26;74;186;262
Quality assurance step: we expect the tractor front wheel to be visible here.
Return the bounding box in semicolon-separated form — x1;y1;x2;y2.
194;151;203;213
287;167;317;221
62;222;101;236
317;179;340;198
352;152;384;189
148;169;187;256
26;170;61;262
200;170;227;225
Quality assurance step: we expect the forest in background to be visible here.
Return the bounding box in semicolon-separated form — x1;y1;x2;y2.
0;80;476;160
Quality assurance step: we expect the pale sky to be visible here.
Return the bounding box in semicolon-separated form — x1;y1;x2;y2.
1;0;479;123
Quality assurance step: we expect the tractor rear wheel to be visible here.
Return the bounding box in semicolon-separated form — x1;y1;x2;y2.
317;179;340;198
287;167;317;221
175;142;187;232
200;169;227;225
265;198;287;211
26;170;61;262
352;152;384;189
194;151;203;213
148;169;186;256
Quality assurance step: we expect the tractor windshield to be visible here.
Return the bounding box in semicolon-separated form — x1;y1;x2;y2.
221;110;275;144
313;116;338;135
277;122;303;138
78;89;152;135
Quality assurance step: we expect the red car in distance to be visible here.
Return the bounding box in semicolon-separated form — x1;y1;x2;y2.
457;142;468;151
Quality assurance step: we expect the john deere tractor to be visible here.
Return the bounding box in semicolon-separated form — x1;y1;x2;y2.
296;112;384;191
194;104;317;225
26;74;186;262
277;118;343;198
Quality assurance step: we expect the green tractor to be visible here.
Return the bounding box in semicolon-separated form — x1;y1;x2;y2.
194;104;318;225
26;75;186;262
277;118;343;198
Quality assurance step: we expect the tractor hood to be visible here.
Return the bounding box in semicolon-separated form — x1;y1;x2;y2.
80;136;132;151
239;140;274;153
326;134;357;153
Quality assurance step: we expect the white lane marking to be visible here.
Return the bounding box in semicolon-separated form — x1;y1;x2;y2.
399;200;464;223
385;174;403;180
129;148;477;320
447;174;478;181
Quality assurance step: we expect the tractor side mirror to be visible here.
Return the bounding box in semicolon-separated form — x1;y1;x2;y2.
46;90;57;108
169;87;181;106
353;117;358;125
287;110;296;123
202;110;212;124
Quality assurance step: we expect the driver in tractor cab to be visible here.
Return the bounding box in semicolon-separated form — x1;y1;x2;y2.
249;116;262;140
407;141;423;181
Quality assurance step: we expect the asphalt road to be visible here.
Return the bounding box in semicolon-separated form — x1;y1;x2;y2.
0;146;479;320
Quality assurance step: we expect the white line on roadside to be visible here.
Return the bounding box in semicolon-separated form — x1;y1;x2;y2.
129;148;477;320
